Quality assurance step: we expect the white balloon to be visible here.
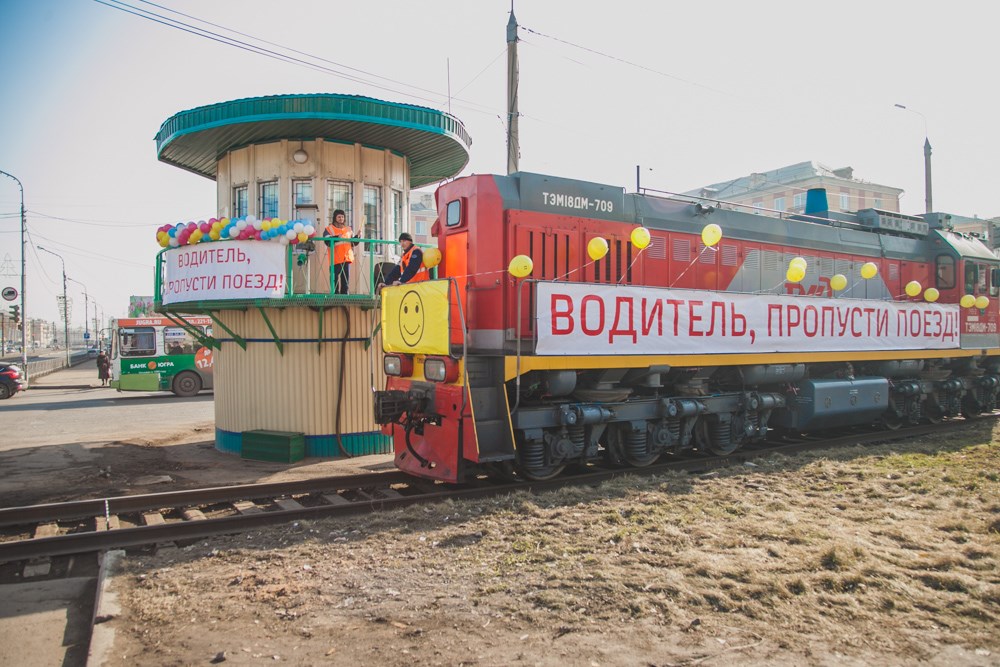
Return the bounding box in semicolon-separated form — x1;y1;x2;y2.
279;236;290;245
236;220;247;230
245;215;257;225
252;219;264;230
285;229;298;240
304;225;315;236
228;227;240;238
168;237;180;247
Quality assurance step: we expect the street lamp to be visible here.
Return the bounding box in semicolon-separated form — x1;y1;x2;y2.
894;103;933;213
0;169;27;378
68;277;89;342
37;246;70;366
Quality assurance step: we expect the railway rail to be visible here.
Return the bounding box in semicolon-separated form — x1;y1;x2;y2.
0;417;994;564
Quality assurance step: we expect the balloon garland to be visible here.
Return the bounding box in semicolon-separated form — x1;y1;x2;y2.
156;216;319;248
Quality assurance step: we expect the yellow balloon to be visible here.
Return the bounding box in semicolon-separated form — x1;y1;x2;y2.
960;294;976;308
422;247;442;269
209;230;221;241
860;262;878;280
508;254;533;278
923;287;939;302
630;227;651;250
905;280;922;297
789;257;807;271
297;232;308;243
261;220;272;231
701;223;722;247
786;266;805;283
587;237;609;260
830;274;848;291
976;296;990;310
158;236;170;248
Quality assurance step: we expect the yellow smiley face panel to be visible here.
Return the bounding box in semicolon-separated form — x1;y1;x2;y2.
382;281;451;355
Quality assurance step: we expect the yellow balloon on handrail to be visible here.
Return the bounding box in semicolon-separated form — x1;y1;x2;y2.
960;294;976;308
975;295;990;310
905;280;922;297
630;226;651;250
701;223;722;247
786;265;805;283
422;247;442;269
508;254;533;278
923;287;939;302
860;262;878;280
587;237;609;260
830;274;848;291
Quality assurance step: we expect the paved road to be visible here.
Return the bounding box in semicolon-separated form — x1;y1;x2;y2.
0;360;214;450
0;346;91;364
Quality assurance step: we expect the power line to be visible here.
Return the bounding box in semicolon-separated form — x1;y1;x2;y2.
94;0;501;117
519;24;735;98
28;210;180;228
27;230;153;269
135;0;476;105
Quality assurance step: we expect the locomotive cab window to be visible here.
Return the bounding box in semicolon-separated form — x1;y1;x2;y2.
446;199;463;227
991;268;1000;297
935;255;955;290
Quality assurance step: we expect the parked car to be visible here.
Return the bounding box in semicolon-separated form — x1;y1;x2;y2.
87;348;99;359
0;363;25;399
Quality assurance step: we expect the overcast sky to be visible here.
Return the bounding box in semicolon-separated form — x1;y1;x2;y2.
1;0;997;324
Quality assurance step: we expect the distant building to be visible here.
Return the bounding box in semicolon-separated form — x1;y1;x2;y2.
410;191;437;245
685;161;904;215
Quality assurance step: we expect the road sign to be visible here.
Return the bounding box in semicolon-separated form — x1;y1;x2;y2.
84;332;91;340
1;287;16;302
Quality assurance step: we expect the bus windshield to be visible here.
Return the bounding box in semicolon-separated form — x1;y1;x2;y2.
119;327;157;357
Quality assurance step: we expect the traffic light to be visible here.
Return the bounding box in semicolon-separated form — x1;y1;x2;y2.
8;305;19;330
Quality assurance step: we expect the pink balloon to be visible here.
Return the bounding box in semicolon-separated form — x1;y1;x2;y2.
199;223;210;234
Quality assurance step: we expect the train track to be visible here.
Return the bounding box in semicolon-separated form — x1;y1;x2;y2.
0;417;993;564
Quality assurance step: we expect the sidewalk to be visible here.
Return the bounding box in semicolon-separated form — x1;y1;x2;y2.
29;359;102;390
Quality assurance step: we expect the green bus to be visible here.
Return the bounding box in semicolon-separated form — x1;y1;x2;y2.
110;316;214;397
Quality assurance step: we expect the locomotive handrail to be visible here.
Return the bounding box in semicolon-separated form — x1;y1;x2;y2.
153;237;437;313
511;277;538;415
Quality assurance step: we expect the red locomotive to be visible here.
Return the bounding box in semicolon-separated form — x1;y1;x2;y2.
376;172;1000;482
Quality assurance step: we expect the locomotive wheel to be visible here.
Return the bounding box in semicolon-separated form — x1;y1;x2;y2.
925;410;944;424
961;397;982;420
880;411;903;431
605;424;660;467
694;419;740;456
518;462;566;481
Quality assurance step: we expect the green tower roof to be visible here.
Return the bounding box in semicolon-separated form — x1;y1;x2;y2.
155;93;472;188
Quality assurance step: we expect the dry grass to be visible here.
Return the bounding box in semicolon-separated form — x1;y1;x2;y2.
109;420;1000;666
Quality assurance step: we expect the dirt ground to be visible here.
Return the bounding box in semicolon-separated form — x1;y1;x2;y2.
98;421;1000;667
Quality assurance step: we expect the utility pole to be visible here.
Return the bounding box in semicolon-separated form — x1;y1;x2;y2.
506;4;520;175
38;247;70;366
0;169;27;379
68;277;89;342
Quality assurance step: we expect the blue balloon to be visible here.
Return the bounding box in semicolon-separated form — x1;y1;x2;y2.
168;227;177;237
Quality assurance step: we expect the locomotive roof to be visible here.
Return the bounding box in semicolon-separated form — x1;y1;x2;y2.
493;172;995;264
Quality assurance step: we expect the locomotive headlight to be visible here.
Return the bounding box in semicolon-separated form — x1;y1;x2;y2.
424;356;459;383
384;354;413;377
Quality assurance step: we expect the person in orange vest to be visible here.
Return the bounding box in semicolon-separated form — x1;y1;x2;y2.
384;232;428;286
324;209;360;294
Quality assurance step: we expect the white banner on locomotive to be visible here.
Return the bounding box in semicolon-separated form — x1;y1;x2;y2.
535;283;961;355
